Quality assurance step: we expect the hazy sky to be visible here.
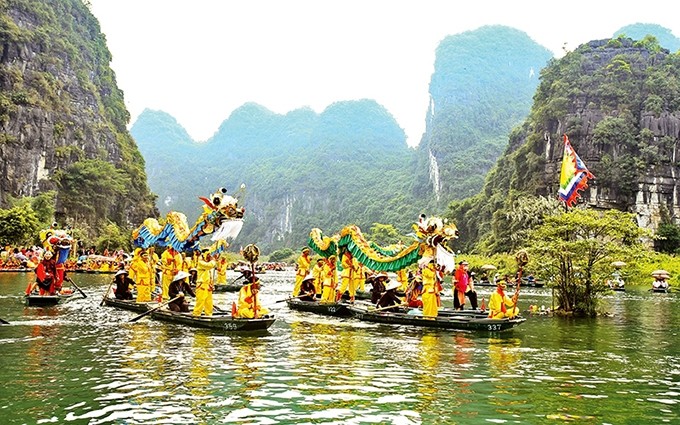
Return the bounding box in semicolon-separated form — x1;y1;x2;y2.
88;1;679;147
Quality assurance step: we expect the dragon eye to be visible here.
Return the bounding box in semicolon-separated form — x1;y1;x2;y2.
219;187;227;194
213;197;221;206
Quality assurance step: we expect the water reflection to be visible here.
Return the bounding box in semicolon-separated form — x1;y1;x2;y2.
0;272;679;424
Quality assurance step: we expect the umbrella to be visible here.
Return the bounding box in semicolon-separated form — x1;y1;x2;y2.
651;269;670;277
480;264;497;271
611;261;627;268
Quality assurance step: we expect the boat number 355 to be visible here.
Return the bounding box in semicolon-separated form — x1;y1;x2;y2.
224;323;240;330
487;324;502;331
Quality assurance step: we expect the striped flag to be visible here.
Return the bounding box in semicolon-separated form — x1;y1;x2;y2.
558;134;594;207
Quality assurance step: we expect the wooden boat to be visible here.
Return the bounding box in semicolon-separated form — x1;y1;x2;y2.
149;309;276;331
102;297;156;313
651;287;670;293
24;292;73;307
286;299;352;317
347;304;525;332
611;286;626;292
476;280;544;288
213;283;244;293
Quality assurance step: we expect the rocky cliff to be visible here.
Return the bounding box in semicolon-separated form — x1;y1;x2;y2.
448;36;680;252
0;0;157;233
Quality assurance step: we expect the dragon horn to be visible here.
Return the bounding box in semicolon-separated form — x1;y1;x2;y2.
198;196;215;209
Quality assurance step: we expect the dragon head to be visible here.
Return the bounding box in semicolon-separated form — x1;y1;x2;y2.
414;214;458;247
199;187;245;219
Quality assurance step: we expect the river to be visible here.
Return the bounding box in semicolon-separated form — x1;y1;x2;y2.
0;270;678;424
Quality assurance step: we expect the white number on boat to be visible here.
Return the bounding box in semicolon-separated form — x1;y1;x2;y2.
224;322;239;330
487;324;501;331
328;307;336;313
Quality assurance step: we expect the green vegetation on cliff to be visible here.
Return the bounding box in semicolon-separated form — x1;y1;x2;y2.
0;0;157;246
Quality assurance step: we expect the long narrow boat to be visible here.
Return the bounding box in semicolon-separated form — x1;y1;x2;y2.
24;293;73;307
651;287;670;293
348;304;525;332
213;283;243;293
286;299;352;317
149;309;276;331
102;297;157;313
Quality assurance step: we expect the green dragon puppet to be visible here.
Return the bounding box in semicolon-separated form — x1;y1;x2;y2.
308;214;459;272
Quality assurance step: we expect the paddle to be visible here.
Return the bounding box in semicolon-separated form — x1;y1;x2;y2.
100;276;116;306
129;295;181;322
66;276;87;298
0;317;9;325
275;292;314;303
370;302;407;313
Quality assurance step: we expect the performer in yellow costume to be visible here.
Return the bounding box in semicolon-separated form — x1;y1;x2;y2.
421;261;439;318
396;267;409;292
292;247;312;296
193;249;217;316
129;249;153;302
215;256;229;284
237;278;269;318
320;255;337;303
488;279;519;319
160;247;182;301
312;258;324;294
336;250;356;302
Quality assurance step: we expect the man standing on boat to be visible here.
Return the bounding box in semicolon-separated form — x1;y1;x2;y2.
421;261;440;317
129;249;154;302
292;247;312;296
320;255;338;303
312;258;325;294
488;279;519;319
160;247;182;301
29;251;57;295
452;261;469;310
336;250;356;302
193;249;216;316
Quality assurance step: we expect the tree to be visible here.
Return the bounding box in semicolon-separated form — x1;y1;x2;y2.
0;205;40;245
655;223;680;253
95;222;132;252
527;208;649;316
367;223;404;246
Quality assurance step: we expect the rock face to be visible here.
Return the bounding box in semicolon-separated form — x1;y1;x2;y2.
0;0;156;229
506;38;680;234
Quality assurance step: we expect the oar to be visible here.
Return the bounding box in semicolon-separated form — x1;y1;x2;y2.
0;317;9;325
275;292;314;303
100;277;116;306
66;276;87;298
129;296;181;322
370;302;407;313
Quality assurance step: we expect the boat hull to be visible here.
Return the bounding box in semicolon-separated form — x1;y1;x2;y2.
149;309;276;331
348;305;525;332
24;295;62;307
213;284;243;293
286;299;352;317
103;297;156;313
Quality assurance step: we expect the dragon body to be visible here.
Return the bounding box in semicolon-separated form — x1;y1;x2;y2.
308;215;458;272
132;187;245;253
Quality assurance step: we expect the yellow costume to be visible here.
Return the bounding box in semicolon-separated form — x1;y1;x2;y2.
216;257;228;284
336;251;356;300
320;256;337;303
312;259;324;293
356;262;367;292
292;248;312;296
396;268;408;292
129;253;153;302
488;286;519;319
193;253;216;316
160;248;182;301
421;262;439;317
237;281;269;318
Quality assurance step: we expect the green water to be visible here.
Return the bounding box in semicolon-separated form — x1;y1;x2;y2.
0;271;678;424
